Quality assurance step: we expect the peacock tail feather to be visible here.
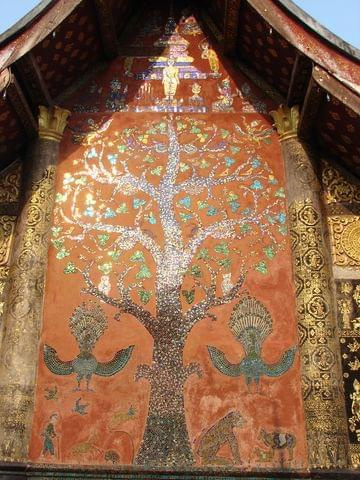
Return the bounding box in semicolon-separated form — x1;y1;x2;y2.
43;344;74;376
95;345;135;377
69;302;107;352
229;296;272;354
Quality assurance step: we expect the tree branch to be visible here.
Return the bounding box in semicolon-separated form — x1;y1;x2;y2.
184;271;246;330
81;265;156;335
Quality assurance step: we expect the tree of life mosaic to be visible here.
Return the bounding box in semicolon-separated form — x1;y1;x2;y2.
30;2;306;470
45;114;292;465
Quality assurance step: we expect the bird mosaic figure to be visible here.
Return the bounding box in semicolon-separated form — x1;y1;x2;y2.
208;296;296;391
43;303;134;391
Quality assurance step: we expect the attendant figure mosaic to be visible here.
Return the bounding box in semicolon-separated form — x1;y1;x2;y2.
29;0;306;470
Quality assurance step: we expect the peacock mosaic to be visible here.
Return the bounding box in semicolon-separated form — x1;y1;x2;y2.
29;1;307;470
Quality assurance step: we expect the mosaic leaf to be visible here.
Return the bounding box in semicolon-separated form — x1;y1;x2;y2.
138;289;152;304
251;157;260;168
116;203;128;214
64;262;76;274
108;250;121;261
179;212;193;222
178;196;191;208
56;248;70;260
190;265;202;278
197;248;209;260
136;264;151;279
131;251;145;262
214;242;229;255
207;207;218;216
221;129;230;138
218;258;231;269
180;162;190;172
255;261;268;274
264;246;275;259
145;212;157;224
133;198;146;209
52;239;64;250
151;166;163;176
98;263;112;274
182;289;195;304
251;180;263;190
144;155;155;163
225;156;235;167
197;200;208;210
98;234;110;247
107;154;118;165
229;201;240;213
104;208;116;218
275;187;286;197
240;224;251;233
51;226;62;238
55;193;67;204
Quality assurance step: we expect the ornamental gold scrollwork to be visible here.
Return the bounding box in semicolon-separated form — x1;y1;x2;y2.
322;161;360;205
328;216;360;267
0;215;16;265
0;161;21;204
289;199;348;468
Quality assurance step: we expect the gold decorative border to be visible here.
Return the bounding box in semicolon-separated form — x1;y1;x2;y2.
328;216;360;267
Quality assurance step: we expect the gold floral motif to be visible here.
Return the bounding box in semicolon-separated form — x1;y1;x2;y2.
322;161;360;205
0;160;21;204
0;215;16;265
289;199;348;468
328;216;360;266
350;444;360;468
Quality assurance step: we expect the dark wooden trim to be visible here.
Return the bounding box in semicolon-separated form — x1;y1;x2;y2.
312;66;360;116
298;73;325;140
286;52;313;107
0;462;360;479
6;74;37;139
223;0;242;55
15;52;52;108
93;0;119;59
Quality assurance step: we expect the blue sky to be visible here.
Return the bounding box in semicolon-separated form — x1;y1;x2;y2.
0;0;359;49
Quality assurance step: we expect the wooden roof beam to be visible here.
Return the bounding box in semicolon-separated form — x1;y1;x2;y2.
2;69;37;139
298;72;324;140
93;0;119;60
286;52;312;107
223;0;242;55
15;52;52;108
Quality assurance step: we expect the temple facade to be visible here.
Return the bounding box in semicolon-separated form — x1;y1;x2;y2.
0;1;359;478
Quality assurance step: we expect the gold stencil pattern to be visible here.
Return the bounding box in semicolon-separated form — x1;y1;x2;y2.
289;199;348;468
0;215;16;265
328;216;360;267
322;161;360;206
0;163;57;461
337;281;360;468
0;161;21;204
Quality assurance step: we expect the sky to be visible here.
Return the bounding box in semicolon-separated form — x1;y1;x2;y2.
0;0;359;49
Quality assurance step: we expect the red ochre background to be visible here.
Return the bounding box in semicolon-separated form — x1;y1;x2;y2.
29;4;308;470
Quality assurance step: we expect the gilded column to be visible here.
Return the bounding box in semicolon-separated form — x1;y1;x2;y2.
0;106;70;461
270;105;349;468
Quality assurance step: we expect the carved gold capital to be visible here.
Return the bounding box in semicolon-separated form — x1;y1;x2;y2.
38;105;70;142
270;104;299;141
